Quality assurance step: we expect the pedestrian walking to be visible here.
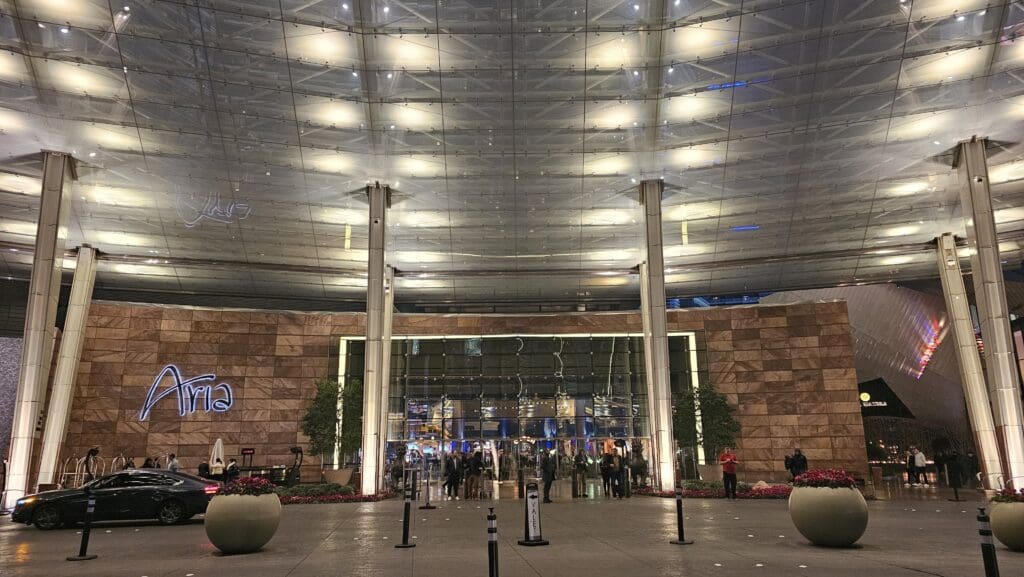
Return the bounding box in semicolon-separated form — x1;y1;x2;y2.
167;453;180;473
914;448;929;486
718;447;739;499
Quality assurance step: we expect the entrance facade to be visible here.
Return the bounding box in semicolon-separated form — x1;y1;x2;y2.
337;333;702;487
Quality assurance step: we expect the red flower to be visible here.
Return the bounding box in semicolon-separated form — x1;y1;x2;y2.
793;469;857;489
992;488;1024;503
219;477;278;496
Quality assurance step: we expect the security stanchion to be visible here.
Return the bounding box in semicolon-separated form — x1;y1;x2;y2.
420;459;436;510
517;482;549;546
396;472;416;549
67;491;99;561
978;507;1000;577
670;483;694;545
487;507;500;577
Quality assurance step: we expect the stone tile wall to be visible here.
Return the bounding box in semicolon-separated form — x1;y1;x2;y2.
61;301;864;483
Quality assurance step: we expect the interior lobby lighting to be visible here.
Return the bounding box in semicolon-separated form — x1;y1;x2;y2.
730;224;759;232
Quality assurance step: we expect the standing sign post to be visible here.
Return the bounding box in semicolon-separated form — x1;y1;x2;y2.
67;491;98;561
517;482;549;546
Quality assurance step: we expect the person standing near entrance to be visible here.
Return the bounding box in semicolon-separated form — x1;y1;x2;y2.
784;448;808;481
600;452;614;496
541;450;556;503
610;451;624;498
167;453;180;473
718;447;738;500
466;451;483;499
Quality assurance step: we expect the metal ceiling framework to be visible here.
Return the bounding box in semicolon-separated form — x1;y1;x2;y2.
1;0;1024;306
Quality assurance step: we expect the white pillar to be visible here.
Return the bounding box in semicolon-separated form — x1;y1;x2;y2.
361;183;389;495
376;265;395;491
936;234;1004;489
955;137;1024;489
37;246;97;488
4;151;75;508
639;179;677;491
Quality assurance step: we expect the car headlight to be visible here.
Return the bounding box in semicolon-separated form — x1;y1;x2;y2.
16;497;36;506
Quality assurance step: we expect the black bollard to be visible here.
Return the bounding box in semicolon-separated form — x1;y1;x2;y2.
420;460;436;510
670;484;694;545
571;469;579;499
977;507;1000;577
517;482;549;546
395;473;416;549
487;507;499;577
517;467;524;499
67;491;99;561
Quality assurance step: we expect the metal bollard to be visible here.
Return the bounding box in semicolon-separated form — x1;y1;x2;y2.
420;459;436;510
977;507;1000;577
67;491;99;561
395;473;416;549
517;481;549;546
670;483;694;545
517;467;524;499
487;507;499;577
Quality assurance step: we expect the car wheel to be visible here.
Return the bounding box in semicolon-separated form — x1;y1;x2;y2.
33;505;61;530
157;499;186;525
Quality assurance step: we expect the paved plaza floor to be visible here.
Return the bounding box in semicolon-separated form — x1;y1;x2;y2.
2;487;1021;577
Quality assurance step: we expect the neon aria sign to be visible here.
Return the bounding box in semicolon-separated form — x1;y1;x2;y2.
139;365;234;421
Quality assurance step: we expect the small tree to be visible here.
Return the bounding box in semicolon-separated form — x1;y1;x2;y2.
302;378;340;458
674;383;741;463
338;378;363;459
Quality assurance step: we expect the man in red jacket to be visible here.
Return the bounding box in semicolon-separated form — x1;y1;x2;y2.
719;448;739;500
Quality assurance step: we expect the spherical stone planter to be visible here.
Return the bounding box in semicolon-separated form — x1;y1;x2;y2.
991;502;1024;552
204;493;282;554
788;486;868;548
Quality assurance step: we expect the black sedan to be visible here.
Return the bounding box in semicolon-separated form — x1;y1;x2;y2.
11;469;219;530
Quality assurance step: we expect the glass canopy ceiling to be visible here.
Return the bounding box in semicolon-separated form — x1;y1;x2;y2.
1;0;1024;305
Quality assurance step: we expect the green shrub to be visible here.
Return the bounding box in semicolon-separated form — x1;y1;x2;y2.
274;483;354;497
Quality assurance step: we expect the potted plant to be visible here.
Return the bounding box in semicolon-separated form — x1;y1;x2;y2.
788;469;868;547
991;488;1024;551
205;477;282;554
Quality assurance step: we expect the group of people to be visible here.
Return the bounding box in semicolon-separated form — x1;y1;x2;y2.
441;451;485;500
130;453;239;482
716;446;808;499
598;450;629;499
904;447;931;487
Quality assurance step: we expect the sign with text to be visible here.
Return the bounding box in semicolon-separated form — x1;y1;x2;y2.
139;365;234;421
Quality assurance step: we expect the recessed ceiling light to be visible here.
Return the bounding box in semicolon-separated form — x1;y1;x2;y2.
37;22;45;28
383;6;390;13
342;3;349;9
980;10;987;16
933;140;942;145
956;15;965;22
352;71;358;77
124;5;130;11
387;72;393;79
60;27;69;34
88;152;96;157
633;4;640;10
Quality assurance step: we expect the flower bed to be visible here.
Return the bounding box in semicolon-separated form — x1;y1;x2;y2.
993;488;1024;503
634;484;791;500
793;469;857;489
278;493;389;506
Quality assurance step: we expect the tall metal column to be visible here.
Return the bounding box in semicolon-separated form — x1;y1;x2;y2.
4;151;75;507
936;234;1003;489
955;137;1024;489
361;183;389;496
639;179;676;491
37;246;97;488
376;265;395;492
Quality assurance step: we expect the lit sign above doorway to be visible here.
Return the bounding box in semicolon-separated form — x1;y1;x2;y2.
139;365;234;421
